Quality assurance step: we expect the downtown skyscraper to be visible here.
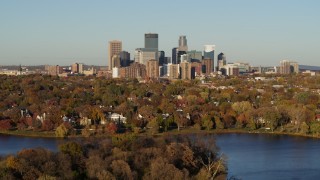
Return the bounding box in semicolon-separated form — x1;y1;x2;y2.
204;45;215;72
178;35;188;52
134;33;159;65
108;40;122;70
145;33;158;50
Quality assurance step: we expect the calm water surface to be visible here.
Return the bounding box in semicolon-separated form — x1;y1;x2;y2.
216;133;320;180
0;134;60;155
1;133;320;179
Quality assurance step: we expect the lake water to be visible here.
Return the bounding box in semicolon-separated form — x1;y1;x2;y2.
1;133;320;179
216;133;320;180
0;134;60;155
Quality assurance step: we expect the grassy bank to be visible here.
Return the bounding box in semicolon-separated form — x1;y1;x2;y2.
0;130;56;138
1;128;320;139
155;128;320;139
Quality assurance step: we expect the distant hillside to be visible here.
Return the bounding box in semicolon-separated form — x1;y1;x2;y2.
299;65;320;71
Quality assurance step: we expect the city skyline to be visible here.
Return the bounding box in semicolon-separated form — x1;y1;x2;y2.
0;0;319;66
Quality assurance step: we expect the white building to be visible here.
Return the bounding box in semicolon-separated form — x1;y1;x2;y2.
234;62;250;73
112;67;119;78
223;63;239;76
108;113;127;124
180;54;190;63
134;48;158;65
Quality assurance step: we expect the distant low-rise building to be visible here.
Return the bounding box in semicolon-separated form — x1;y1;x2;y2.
222;63;239;76
302;70;316;76
0;69;19;76
83;68;96;76
96;70;112;78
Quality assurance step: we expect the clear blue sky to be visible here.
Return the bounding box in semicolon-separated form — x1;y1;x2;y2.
0;0;319;66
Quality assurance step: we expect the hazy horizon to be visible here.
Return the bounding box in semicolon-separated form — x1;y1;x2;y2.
1;0;319;66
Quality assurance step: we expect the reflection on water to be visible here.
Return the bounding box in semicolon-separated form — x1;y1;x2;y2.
216;133;320;180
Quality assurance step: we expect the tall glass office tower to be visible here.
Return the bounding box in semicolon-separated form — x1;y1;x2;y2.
217;52;226;71
145;33;158;50
204;45;215;72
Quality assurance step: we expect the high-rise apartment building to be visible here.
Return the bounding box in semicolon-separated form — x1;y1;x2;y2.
78;63;83;74
119;62;146;79
71;63;78;73
71;63;84;74
191;62;202;78
280;60;299;74
280;60;290;74
201;58;213;75
180;61;192;80
290;62;299;74
204;45;215;72
146;59;159;79
108;40;122;70
178;36;188;52
168;64;180;79
46;65;62;76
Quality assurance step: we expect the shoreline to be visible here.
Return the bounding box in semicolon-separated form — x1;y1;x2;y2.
0;130;58;138
1;128;320;139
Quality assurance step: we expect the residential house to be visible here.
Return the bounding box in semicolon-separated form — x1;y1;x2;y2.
80;117;92;126
108;113;127;124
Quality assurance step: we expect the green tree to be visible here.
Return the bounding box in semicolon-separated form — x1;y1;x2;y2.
289;106;308;133
214;116;224;130
146;118;160;134
310;121;320;136
202;115;213;130
59;142;83;157
300;122;309;135
143;157;184;180
231;101;252;115
55;124;69;138
263;107;280;132
246;118;257;130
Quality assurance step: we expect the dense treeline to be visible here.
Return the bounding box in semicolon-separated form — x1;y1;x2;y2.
0;135;226;179
0;74;320;136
